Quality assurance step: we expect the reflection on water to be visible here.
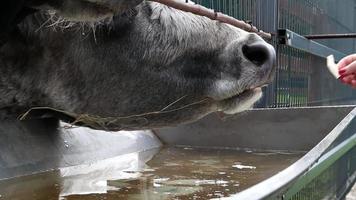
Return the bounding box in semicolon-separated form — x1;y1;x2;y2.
60;148;160;198
0;147;303;200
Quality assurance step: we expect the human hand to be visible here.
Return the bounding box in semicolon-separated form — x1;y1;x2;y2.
338;54;356;87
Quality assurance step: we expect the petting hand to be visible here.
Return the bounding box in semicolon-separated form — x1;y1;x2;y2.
338;54;356;87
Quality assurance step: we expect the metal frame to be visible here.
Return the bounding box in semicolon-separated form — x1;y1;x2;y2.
304;33;356;40
284;134;356;199
278;29;347;61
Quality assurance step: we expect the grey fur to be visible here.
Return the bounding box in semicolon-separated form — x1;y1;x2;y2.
32;0;143;21
0;1;275;130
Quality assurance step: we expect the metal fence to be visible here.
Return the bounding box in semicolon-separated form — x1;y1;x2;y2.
281;111;356;200
195;0;356;108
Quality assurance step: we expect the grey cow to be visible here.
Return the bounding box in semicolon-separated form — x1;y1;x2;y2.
0;0;275;130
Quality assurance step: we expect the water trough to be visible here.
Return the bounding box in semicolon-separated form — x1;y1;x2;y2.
0;106;355;199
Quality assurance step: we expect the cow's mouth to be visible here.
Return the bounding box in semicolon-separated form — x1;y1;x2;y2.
217;85;265;114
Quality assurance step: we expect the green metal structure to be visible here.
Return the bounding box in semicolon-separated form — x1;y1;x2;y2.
285;136;355;199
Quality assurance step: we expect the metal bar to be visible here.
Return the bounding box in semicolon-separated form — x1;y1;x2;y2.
287;48;291;107
273;0;279;108
304;33;356;40
278;29;347;61
284;133;356;199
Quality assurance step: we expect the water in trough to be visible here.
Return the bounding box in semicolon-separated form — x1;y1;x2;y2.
0;147;303;200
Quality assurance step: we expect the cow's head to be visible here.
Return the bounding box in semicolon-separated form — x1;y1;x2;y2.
1;1;275;130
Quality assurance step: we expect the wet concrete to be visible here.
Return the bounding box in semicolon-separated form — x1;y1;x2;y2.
0;147;303;200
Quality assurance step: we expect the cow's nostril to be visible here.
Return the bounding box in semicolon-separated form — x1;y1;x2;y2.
242;43;270;66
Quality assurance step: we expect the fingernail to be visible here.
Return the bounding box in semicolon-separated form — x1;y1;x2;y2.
339;74;347;79
339;69;346;74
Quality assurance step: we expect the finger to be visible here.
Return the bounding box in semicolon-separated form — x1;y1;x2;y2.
346;74;356;86
351;80;356;87
339;60;356;76
341;74;356;85
338;54;356;70
341;74;354;82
